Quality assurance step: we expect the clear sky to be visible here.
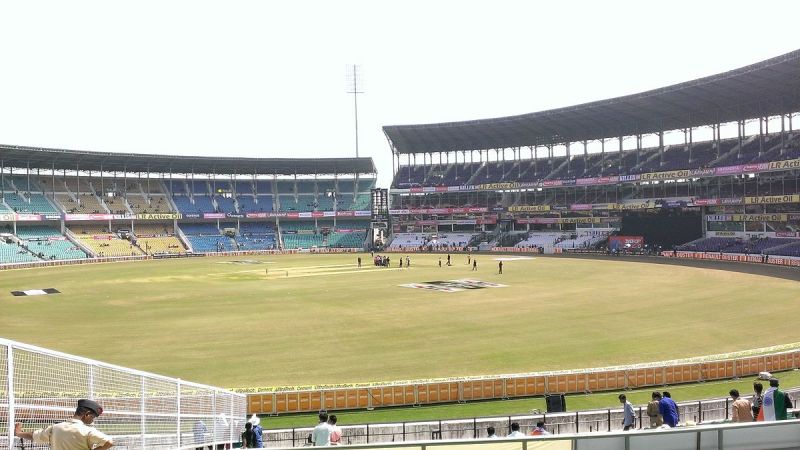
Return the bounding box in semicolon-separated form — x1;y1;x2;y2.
1;1;798;187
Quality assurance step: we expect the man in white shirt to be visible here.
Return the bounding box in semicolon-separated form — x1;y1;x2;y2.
506;422;525;438
311;412;332;446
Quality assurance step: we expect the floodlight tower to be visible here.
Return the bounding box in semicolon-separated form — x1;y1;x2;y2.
346;64;364;158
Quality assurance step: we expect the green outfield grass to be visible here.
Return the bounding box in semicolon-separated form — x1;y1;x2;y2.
1;253;798;390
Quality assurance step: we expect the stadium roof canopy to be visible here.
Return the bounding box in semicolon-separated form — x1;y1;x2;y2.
383;49;800;154
0;145;376;175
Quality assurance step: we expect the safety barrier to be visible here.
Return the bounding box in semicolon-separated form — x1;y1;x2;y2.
246;348;800;414
1;338;247;450
262;390;799;447
264;419;800;450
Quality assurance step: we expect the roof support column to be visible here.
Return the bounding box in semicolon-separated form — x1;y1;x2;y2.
636;134;642;166
658;131;664;167
759;117;764;155
780;113;786;155
600;139;605;176
688;127;693;163
737;120;744;159
566;143;571;173
618;137;623;171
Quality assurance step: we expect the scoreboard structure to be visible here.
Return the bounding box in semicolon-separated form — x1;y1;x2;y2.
370;188;389;248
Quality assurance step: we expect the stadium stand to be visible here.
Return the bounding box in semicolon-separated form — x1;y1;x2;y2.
237;222;277;250
0;240;40;263
68;225;144;257
178;223;235;252
15;226;87;260
133;224;187;255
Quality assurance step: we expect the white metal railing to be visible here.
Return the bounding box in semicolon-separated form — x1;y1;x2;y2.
1;338;246;449
269;419;800;450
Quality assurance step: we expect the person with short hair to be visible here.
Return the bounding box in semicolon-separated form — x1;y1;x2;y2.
729;389;753;422
14;399;114;450
311;412;332;446
506;422;524;438
242;422;255;448
530;421;549;436
486;426;498;439
752;382;764;419
619;394;635;430
758;378;792;421
328;415;341;445
647;392;663;428
656;392;679;427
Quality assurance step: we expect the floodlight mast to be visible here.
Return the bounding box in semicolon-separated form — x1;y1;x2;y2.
346;64;364;158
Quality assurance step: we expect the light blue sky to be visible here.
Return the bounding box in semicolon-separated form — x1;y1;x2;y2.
1;1;798;187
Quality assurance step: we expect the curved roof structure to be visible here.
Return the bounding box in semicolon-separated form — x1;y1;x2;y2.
0;144;376;175
384;49;800;154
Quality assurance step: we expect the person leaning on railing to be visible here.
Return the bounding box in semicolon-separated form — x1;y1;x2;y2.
14;399;113;450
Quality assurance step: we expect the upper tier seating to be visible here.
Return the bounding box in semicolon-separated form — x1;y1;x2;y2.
392;132;800;188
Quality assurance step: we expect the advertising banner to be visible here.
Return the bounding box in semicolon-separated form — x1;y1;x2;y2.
136;213;182;220
14;214;44;222
64;213;115;221
245;212;268;219
729;214;788;222
202;213;225;219
478;182;521;190
508;205;551;212
744;194;800;205
639;169;691;181
570;204;593;211
608;236;644;250
766;159;800;170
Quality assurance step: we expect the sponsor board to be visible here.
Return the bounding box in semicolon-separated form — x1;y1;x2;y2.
400;279;507;293
136;213;182;220
729;214;788;222
493;256;535;261
639;169;691;181
767;159;800;170
508;205;551;212
744;194;800;205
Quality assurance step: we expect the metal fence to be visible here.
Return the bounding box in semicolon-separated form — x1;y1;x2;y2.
263;390;798;447
1;338;247;450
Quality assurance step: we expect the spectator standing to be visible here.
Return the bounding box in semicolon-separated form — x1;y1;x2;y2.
757;378;792;421
656;392;679;427
328;415;342;445
647;393;663;428
729;389;753;422
248;415;264;448
619;394;635;431
14;399;114;450
485;426;498;439
241;423;255;449
506;422;524;438
752;382;764;419
311;412;332;446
